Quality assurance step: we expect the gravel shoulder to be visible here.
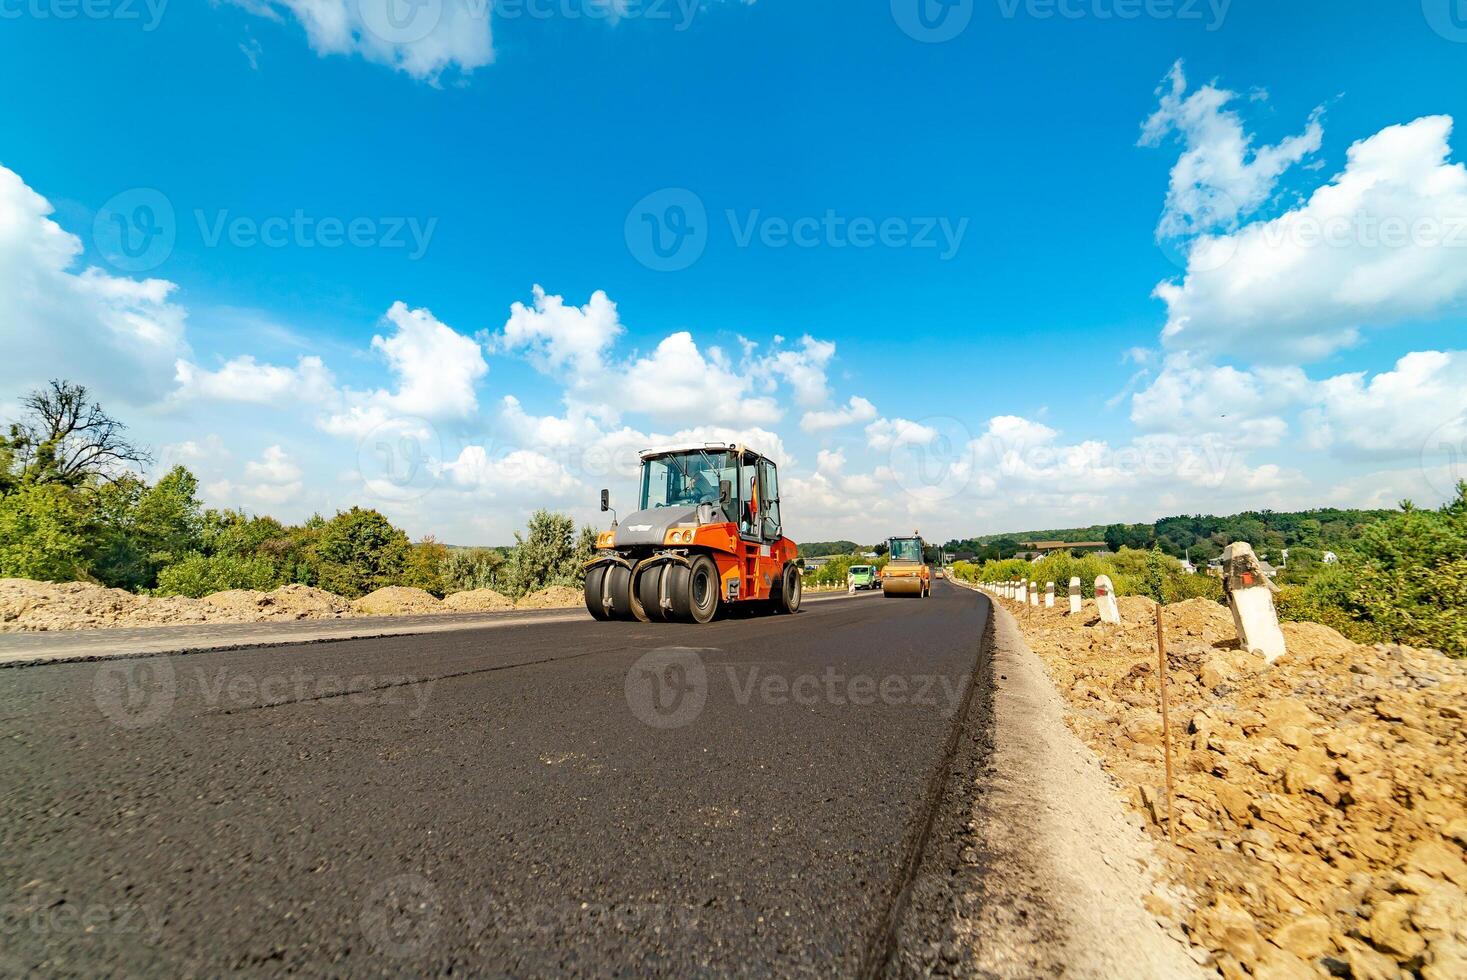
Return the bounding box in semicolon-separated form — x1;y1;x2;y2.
890;586;1206;978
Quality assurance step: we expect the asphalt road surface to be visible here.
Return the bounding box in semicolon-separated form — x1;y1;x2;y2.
1;583;989;977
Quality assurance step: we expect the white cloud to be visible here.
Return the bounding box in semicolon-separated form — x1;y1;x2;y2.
1304;350;1467;460
0;164;188;404
322;301;486;436
174;354;336;405
499;285;622;379
801;395;877;433
762;336;836;407
234;0;494;83
244;444;304;484
1154;114;1467;361
865;417;938;451
1129;352;1308;447
1140;61;1323;239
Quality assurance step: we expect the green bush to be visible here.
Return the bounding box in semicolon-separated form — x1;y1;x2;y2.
312;507;410;598
0;483;90;581
155;552;282;598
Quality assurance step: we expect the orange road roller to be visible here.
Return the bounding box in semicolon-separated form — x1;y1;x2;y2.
583;444;802;623
881;533;931;598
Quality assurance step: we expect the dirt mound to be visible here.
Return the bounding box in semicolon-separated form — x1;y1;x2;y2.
441;588;515;612
0;578;215;631
351;586;441;616
515;585;584;610
202;585;354;621
1117;594;1159;623
998;591;1467;978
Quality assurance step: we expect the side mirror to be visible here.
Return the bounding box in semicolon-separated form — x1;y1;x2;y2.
719;480;731;504
600;489;610;512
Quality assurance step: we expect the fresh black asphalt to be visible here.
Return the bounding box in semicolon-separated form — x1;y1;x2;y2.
0;583;990;977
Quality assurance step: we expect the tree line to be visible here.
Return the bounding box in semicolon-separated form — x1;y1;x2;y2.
0;381;595;599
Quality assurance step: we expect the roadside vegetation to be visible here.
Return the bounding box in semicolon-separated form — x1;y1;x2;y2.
0;380;595;601
953;486;1467;657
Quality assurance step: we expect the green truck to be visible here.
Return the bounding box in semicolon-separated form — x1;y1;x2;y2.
846;564;879;591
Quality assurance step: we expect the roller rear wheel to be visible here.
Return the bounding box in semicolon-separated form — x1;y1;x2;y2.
584;566;610;620
669;555;719;624
605;564;636;621
770;564;802;614
635;562;668;622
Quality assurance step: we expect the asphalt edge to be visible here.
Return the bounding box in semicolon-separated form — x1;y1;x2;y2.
973;596;1207;977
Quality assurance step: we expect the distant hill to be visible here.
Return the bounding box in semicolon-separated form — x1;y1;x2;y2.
944;507;1396;563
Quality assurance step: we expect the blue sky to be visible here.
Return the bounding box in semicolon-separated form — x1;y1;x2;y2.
3;0;1466;544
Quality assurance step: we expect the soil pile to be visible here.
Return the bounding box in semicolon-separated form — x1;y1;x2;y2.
202;585;353;621
1000;593;1467;979
351;586;441;616
515;585;583;610
0;579;214;631
441;588;515;612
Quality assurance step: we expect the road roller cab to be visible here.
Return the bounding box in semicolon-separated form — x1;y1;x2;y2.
584;444;801;623
881;533;931;598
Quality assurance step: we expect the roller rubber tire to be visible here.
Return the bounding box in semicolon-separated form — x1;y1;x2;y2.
771;564;802;614
584;566;610;620
635;562;667;622
605;564;636;621
670;555;719;624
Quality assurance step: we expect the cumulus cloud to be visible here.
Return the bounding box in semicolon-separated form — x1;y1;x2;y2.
207;445;305;507
761;336;836;407
233;0;494;83
1129;352;1308;447
0;164;188;404
801;395;878;433
499;285;622;379
865;417;938;451
1304;350;1467;460
322;301;486;436
1153;114;1467;361
174;354;336;405
1140;61;1323;239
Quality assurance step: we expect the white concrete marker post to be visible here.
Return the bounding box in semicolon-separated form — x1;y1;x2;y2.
1016;580;1026;604
1068;576;1082;615
1095;574;1121;625
1045;582;1055;608
1221;542;1287;664
1029;581;1039;607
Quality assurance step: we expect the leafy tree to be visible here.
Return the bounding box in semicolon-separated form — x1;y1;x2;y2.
3;380;149;486
313;507;410;598
155;553;281;598
402;537;451;597
442;548;506;593
0;483;91;581
499;510;592;598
